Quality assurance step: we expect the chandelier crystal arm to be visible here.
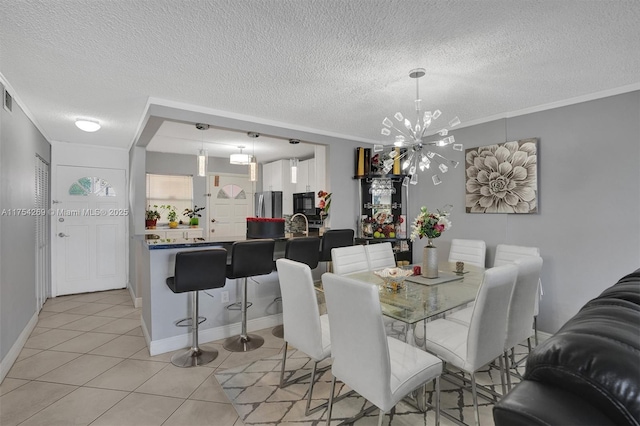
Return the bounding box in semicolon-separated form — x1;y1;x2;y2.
378;68;463;185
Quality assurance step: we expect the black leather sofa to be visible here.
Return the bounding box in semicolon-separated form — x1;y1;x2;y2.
494;269;640;426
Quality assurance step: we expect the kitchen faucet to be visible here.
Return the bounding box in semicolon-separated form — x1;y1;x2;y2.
290;213;309;237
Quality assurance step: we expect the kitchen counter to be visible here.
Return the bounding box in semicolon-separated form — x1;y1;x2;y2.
136;234;325;355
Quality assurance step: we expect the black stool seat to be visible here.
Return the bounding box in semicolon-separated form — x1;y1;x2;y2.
273;237;321;338
166;249;227;367
224;239;275;352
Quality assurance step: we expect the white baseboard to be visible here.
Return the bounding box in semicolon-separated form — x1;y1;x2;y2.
0;312;38;382
127;283;142;308
146;313;283;356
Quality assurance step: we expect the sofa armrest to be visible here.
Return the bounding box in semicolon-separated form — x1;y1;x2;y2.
494;381;617;426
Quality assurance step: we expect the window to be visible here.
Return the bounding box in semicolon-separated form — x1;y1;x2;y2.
68;177;115;196
146;174;193;223
217;184;246;199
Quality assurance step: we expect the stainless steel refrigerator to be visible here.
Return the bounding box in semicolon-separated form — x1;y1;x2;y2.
254;191;283;218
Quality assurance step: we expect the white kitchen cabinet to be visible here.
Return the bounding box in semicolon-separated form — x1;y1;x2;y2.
262;160;295;215
295;159;316;194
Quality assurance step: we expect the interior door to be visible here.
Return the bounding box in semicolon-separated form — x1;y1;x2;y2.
53;166;127;296
208;173;254;238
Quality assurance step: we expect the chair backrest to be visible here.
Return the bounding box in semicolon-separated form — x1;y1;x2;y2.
322;272;391;405
276;259;326;360
466;264;518;371
365;242;396;271
285;236;321;269
169;249;228;293
227;239;275;279
494;244;540;266
320;229;354;261
505;256;543;350
448;239;487;267
331;245;369;275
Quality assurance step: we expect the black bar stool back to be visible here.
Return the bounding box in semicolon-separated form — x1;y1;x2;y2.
319;229;354;272
166;249;227;367
273;236;321;338
286;236;321;269
224;239;275;352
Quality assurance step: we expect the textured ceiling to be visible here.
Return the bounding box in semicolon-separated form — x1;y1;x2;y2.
1;0;639;159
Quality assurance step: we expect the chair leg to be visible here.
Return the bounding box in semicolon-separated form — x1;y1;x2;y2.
223;278;265;352
377;409;386;426
326;375;336;426
534;316;539;346
305;361;319;416
435;375;441;426
504;351;512;390
498;354;507;397
170;291;218;367
527;337;533;353
279;343;288;386
470;373;480;426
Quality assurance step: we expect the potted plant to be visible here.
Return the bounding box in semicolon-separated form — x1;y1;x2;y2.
145;205;161;229
183;205;205;228
166;205;178;228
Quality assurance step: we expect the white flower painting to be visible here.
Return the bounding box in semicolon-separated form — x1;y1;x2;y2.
465;138;538;213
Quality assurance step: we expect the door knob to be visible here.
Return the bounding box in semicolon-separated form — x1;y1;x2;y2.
58;232;70;237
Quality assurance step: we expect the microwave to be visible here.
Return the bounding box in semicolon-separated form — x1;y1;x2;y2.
293;192;320;218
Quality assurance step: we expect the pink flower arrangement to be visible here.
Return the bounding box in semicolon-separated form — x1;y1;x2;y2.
409;206;452;242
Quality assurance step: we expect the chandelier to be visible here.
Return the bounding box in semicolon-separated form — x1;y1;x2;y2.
377;68;463;186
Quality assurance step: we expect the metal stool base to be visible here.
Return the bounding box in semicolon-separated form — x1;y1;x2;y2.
272;324;284;338
171;348;218;368
223;334;265;352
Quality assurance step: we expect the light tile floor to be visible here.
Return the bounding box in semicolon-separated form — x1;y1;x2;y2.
1;288;526;426
1;288;287;426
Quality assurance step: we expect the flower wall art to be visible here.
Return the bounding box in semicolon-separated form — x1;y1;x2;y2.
465;138;538;213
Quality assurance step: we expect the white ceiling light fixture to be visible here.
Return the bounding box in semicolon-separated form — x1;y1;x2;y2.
195;123;209;177
290;158;298;184
75;119;101;132
248;132;259;182
378;68;463;186
230;146;251;165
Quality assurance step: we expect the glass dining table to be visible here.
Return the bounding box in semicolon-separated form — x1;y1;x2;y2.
317;261;484;346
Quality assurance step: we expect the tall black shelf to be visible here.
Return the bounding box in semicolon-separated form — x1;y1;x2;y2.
354;173;412;264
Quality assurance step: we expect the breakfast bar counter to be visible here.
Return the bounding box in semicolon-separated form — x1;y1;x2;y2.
137;235;314;355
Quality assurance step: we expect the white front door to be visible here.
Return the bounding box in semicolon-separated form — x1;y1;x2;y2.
208;173;254;238
53;166;127;296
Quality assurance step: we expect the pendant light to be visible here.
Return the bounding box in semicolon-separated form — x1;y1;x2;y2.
248;132;259;182
195;123;209;177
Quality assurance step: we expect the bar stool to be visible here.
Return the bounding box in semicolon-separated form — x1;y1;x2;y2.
273;237;321;338
224;239;276;352
319;229;354;272
165;249;227;367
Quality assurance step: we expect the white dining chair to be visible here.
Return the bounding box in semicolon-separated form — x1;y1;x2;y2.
276;258;331;415
322;272;443;426
448;239;487;268
446;257;543;381
423;264;518;426
331;245;369;275
502;256;543;389
494;244;542;344
364;242;397;270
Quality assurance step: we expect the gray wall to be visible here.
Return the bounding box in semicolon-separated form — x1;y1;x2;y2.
408;91;640;333
0;97;51;361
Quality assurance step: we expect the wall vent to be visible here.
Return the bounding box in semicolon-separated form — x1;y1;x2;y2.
3;84;13;112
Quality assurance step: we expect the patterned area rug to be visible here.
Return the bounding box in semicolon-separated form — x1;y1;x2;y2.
214;343;529;425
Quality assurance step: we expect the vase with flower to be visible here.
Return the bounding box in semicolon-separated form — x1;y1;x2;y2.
410;206;452;278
